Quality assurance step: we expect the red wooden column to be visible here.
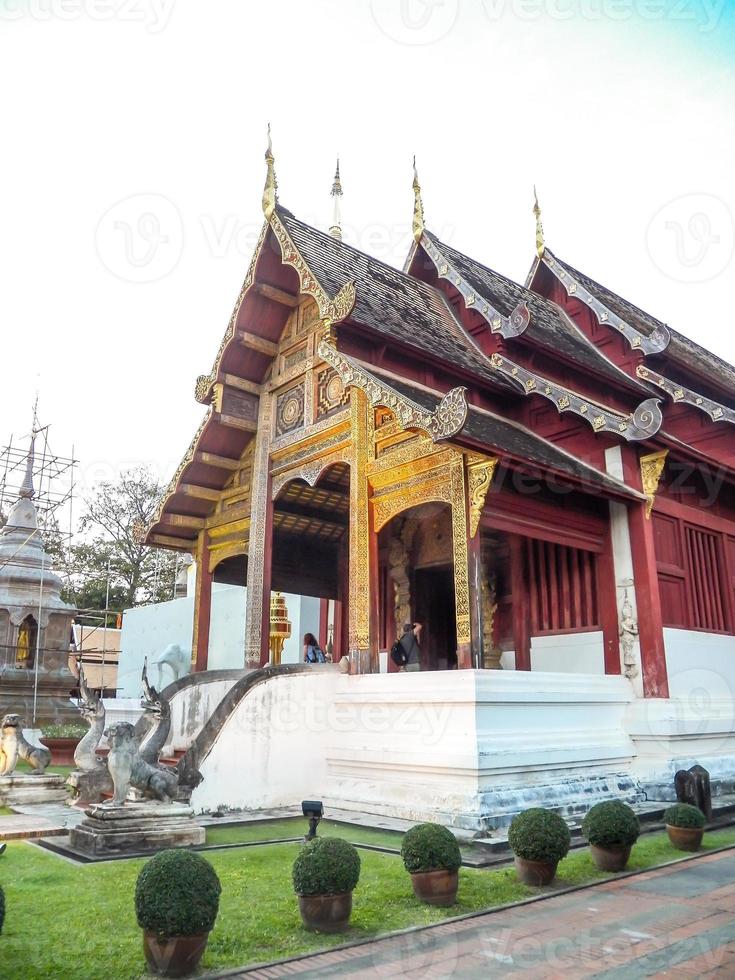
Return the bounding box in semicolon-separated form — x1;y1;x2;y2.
622;448;669;698
598;523;622;675
192;532;213;673
509;534;531;670
318;598;329;652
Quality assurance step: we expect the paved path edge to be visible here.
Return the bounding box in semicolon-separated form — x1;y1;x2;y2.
207;842;735;979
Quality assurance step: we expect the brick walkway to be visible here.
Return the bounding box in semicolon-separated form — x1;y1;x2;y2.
234;849;735;978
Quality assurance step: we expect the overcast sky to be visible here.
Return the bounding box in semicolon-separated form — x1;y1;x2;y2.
2;0;734;511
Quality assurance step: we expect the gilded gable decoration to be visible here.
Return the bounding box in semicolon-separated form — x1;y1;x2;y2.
422;235;530;338
533;186;545;259
489;353;662;441
636;366;735;426
544;252;670;354
318;340;468;442
412;156;424;243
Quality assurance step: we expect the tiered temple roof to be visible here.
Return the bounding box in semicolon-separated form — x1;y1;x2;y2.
146;149;735;549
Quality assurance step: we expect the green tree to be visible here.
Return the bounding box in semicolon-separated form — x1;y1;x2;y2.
65;467;179;617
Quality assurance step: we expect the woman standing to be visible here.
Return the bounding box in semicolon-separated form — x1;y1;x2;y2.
303;632;326;664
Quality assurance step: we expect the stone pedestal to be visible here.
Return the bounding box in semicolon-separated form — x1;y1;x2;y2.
69;800;205;856
65;767;113;806
0;773;68;806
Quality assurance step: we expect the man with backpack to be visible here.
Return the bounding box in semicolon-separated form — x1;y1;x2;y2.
390;622;422;672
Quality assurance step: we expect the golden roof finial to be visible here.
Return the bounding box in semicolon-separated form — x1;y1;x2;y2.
329;157;343;240
533;185;545;258
412;155;424;243
262;123;278;220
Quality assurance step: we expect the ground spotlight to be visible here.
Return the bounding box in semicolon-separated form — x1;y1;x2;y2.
302;800;324;840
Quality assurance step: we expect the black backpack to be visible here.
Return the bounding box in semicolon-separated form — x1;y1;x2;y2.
390;638;408;667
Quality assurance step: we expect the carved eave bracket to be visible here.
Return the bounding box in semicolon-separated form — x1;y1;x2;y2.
195;373;215;405
636;365;735;426
640;449;668;518
489;353;662;442
421;235;530;338
318;340;468;442
543;253;670;355
466;453;499;537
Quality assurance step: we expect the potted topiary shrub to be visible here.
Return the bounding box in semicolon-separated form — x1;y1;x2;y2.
582;800;640;872
508;807;571;886
135;849;221;977
664;803;705;852
400;822;462;906
292;837;361;932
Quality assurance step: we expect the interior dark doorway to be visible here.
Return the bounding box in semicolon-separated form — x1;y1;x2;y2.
413;565;457;670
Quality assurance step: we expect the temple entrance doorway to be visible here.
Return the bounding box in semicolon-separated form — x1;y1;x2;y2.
414;565;457;670
269;461;350;663
379;502;459;671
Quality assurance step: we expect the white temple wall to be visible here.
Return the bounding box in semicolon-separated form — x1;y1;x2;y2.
118;587;320;695
191;668;340;813
663;628;735;700
529;631;605;674
190;669;641;829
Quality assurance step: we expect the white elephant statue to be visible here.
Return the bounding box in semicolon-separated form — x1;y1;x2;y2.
153;643;191;688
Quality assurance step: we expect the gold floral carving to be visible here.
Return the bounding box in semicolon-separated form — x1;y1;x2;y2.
467;456;498;538
270;447;351;500
244;392;274;666
450;457;471;646
318;340;468;442
639;449;668;519
326;281;357;323
372;475;451;533
349;389;371;652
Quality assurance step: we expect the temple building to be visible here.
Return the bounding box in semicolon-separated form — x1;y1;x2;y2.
144;138;735;822
0;436;77;725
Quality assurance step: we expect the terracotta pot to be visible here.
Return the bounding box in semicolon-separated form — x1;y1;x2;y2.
514;856;558;886
590;843;632;872
142;931;209;977
666;824;704;852
409;869;459;907
297;891;352;932
39;737;80;766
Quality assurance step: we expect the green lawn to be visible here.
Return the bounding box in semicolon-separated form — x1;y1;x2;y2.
14;760;74;778
205;817;405;849
1;829;734;979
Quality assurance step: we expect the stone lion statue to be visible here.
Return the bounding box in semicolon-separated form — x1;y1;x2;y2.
104;722;178;805
0;713;51;776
